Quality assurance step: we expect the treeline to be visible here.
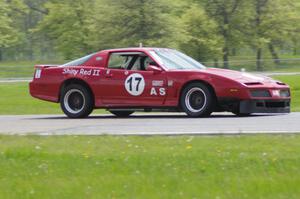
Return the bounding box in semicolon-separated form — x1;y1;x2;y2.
0;0;299;70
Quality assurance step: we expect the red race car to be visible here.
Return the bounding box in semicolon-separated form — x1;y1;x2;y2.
29;48;290;118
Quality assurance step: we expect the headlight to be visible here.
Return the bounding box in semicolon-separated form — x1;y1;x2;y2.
279;90;290;97
272;90;290;97
250;90;271;97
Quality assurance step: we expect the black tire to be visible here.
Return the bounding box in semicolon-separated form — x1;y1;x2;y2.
60;84;93;118
180;83;215;117
109;111;134;117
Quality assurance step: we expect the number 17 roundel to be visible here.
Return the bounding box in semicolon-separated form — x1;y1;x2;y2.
125;73;145;96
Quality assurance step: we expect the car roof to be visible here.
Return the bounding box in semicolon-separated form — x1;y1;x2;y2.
99;47;171;54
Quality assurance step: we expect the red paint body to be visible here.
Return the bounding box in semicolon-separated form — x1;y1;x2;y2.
29;48;290;113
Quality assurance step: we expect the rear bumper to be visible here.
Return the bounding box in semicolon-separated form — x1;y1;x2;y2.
29;81;58;102
239;99;290;113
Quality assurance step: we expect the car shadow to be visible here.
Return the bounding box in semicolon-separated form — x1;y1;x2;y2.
28;113;284;120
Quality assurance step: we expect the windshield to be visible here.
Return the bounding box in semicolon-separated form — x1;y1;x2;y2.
150;49;206;70
61;53;96;67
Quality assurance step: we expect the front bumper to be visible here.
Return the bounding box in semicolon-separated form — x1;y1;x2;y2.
239;99;290;113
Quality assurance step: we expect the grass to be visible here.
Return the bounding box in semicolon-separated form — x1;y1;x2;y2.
0;82;61;114
206;61;300;72
0;135;299;199
273;75;300;112
0;60;64;78
0;83;105;115
205;54;300;72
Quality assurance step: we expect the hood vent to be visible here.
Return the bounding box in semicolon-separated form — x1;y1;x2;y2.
244;82;263;86
276;82;286;86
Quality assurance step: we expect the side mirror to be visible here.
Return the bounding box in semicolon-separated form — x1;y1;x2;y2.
147;65;162;74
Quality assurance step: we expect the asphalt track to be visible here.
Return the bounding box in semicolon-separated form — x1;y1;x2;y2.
0;112;300;135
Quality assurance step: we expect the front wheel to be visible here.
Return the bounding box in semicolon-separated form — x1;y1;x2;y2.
60;84;93;118
109;111;134;117
180;83;215;117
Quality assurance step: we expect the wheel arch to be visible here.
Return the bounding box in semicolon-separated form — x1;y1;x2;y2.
59;78;95;106
178;80;217;108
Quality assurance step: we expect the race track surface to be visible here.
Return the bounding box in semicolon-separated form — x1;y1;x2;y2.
1;112;299;135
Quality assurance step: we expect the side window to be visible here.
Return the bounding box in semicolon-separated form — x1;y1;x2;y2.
62;53;96;67
130;56;156;71
144;57;156;70
131;57;143;71
108;54;132;69
108;52;156;71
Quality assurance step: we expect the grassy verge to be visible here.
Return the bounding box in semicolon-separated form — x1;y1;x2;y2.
0;82;105;115
0;60;64;78
0;82;61;114
205;54;300;72
273;75;300;112
0;135;299;199
0;75;299;115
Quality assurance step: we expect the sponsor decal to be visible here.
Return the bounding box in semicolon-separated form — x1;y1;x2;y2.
125;73;145;96
62;68;100;76
152;80;164;87
150;87;166;96
92;69;101;76
35;69;42;79
63;68;78;76
168;80;174;87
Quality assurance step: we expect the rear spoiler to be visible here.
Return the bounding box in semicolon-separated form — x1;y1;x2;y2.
34;65;60;69
33;65;60;79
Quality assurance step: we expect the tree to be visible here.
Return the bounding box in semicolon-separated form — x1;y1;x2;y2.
246;0;299;70
91;0;180;50
35;0;97;59
21;0;49;60
0;0;23;61
291;1;300;55
179;5;222;62
202;0;245;69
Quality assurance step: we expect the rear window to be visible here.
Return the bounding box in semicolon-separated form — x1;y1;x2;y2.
61;53;96;67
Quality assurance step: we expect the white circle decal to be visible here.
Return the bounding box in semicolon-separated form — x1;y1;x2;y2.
125;73;145;96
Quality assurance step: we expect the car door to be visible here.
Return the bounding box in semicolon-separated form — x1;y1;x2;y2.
100;52;167;106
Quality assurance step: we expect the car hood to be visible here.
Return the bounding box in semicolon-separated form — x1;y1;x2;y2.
203;68;275;84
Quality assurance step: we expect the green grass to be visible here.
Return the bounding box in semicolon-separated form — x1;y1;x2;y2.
205;54;300;72
0;75;299;114
273;75;300;112
0;135;299;199
0;83;105;115
0;60;64;78
0;82;61;114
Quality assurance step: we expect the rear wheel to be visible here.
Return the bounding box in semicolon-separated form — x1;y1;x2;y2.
60;84;93;118
180;83;215;117
110;111;134;117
